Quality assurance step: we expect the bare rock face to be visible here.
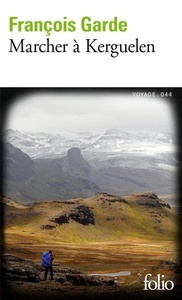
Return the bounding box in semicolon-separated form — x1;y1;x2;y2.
132;191;171;209
62;147;91;178
51;214;70;225
69;205;95;225
67;147;84;163
2;255;41;282
61;147;102;189
51;205;95;226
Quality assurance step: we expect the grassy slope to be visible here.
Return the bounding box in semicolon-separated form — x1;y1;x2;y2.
3;192;178;245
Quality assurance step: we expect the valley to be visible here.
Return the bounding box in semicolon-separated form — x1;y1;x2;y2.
3;191;179;286
4;234;177;284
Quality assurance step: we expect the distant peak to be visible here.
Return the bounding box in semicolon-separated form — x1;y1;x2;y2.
67;147;83;161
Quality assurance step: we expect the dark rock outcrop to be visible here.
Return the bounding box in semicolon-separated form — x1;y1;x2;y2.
96;193;129;204
133;192;171;209
40;224;56;230
133;192;159;200
51;205;95;226
51;214;70;225
2;255;41;282
69;205;95;225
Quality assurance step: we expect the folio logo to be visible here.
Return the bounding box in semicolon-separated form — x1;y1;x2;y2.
143;274;174;290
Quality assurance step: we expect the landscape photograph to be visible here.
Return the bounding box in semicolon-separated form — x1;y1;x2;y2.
1;89;182;300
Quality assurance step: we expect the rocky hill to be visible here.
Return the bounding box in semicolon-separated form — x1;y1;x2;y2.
3;192;180;300
3;192;178;243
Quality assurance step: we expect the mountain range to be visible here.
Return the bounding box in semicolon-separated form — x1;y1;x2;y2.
4;129;176;165
1;129;178;204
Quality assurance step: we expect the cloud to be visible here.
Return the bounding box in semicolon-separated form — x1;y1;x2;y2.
5;91;175;134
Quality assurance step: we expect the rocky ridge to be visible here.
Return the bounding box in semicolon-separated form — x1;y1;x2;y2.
2;254;115;286
3;191;176;241
130;192;171;209
2;254;182;300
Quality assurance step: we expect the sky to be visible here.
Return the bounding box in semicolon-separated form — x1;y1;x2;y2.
5;91;175;134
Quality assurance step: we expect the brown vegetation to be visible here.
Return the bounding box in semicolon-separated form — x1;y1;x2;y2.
2;192;181;299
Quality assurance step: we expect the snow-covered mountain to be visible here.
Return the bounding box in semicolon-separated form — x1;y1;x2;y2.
2;129;178;201
3;129;176;171
4;129;100;159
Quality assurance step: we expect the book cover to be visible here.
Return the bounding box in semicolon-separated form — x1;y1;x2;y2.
1;1;182;300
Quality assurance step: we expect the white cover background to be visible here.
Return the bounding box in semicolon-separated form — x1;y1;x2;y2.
0;0;181;87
